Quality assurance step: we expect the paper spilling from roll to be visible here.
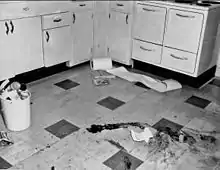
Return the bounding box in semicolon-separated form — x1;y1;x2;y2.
90;57;113;70
106;67;182;92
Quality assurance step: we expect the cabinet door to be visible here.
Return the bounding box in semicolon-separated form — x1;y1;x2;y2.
43;26;72;67
108;11;132;65
133;5;166;44
0;21;14;80
164;9;203;53
12;17;44;75
72;11;93;64
93;10;109;58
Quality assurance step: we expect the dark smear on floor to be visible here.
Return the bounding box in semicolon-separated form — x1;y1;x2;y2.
105;139;127;151
123;156;132;170
86;122;150;133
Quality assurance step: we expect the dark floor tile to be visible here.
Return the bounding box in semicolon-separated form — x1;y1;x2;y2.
45;119;80;139
103;150;143;170
0;157;12;169
97;96;125;110
134;82;151;90
185;95;211;109
54;79;79;90
210;79;220;87
152;118;183;133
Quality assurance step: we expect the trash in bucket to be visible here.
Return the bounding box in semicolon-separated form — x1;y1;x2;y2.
0;79;31;131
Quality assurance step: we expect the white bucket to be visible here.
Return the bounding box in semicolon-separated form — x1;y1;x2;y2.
1;92;31;131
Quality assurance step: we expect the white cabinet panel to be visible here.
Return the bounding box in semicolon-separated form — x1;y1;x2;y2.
93;10;109;58
164;9;203;53
132;39;162;64
0;21;14;80
161;47;197;73
43;26;72;67
133;4;166;44
12;17;44;75
108;11;132;65
71;11;93;64
0;17;43;80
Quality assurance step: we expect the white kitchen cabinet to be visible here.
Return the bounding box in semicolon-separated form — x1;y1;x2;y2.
108;11;132;65
11;17;44;75
71;11;93;64
164;9;203;53
0;21;14;80
43;26;72;67
0;17;44;81
133;4;166;44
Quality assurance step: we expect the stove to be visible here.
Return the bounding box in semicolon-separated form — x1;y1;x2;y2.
139;0;220;10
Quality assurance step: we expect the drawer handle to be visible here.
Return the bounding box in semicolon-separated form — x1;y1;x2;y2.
53;18;62;23
23;7;30;11
176;13;195;18
142;8;156;12
170;54;187;60
79;4;86;7
140;46;154;52
116;3;124;6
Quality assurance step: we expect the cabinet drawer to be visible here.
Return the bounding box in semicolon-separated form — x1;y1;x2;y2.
0;2;37;20
164;9;203;53
72;1;94;11
132;40;162;64
161;47;197;73
133;4;166;44
110;1;134;13
42;12;71;29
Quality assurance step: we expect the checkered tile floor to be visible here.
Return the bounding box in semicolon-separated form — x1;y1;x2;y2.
0;65;220;169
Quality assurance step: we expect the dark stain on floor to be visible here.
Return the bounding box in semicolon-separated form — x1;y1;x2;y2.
86;122;151;133
105;139;127;151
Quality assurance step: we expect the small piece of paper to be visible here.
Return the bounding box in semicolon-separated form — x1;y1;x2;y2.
130;127;155;143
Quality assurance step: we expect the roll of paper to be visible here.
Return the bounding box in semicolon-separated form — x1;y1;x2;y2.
90;58;113;70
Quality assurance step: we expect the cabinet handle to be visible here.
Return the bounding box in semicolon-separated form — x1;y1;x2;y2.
176;13;195;18
126;14;128;24
46;31;50;42
79;4;86;7
5;22;9;35
170;54;187;60
73;13;76;24
109;13;111;19
53;18;62;22
116;3;124;6
10;21;14;34
23;7;29;11
142;8;156;12
140;46;154;52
